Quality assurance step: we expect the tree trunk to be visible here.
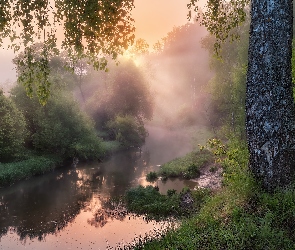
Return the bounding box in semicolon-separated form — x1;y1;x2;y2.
246;0;295;191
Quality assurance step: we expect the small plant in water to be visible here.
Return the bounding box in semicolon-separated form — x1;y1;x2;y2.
146;171;158;182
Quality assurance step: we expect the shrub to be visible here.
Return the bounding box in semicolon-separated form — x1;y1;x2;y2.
159;149;213;178
182;164;200;179
0;90;28;162
107;115;148;147
11;84;104;161
146;171;158;182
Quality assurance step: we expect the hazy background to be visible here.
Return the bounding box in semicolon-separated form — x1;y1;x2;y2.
0;0;207;89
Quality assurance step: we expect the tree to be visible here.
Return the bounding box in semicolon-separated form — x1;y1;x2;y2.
87;59;153;128
107;115;147;147
0;90;28;162
189;0;295;191
246;1;295;191
1;0;135;102
11;82;105;160
202;18;249;139
128;38;150;56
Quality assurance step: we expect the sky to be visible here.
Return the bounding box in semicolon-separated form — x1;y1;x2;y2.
132;0;191;46
0;0;206;85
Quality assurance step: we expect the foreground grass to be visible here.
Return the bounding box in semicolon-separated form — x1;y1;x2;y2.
125;139;295;249
0;156;60;187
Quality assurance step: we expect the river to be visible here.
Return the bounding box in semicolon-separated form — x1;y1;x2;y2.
0;125;209;249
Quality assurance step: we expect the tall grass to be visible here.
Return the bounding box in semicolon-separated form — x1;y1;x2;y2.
0;156;59;187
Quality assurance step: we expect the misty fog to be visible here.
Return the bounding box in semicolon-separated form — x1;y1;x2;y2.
0;15;220;250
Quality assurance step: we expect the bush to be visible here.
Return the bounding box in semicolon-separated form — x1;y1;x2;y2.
159;149;213;179
0;90;28;162
11;84;104;161
146;171;158;182
107;115;148;148
125;185;179;219
182;164;200;179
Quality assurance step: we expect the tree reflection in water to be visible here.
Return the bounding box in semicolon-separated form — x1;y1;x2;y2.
0;167;92;241
0;147;193;248
0;149;148;242
87;198;128;228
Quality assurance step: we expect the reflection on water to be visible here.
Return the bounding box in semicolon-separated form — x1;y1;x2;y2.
0;126;202;249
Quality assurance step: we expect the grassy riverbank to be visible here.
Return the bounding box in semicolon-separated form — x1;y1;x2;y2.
158;149;214;179
124;139;295;249
125;185;210;220
0;140;121;188
0;155;60;187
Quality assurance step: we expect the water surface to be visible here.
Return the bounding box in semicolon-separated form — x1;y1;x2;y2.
0;125;207;249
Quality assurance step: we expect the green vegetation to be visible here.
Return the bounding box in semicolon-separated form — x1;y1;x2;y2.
146;171;158;182
125;185;209;220
86;59;153;148
11;83;105;161
0;90;28;162
125;16;295;248
106;115;147;148
158;149;214;179
0;156;59;187
125;139;295;249
0;51;154;186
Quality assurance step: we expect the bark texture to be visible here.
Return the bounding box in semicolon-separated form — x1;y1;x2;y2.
246;0;295;191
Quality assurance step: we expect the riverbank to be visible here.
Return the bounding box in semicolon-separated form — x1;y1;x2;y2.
0;155;60;188
124;140;221;220
123;139;295;249
0;140;123;188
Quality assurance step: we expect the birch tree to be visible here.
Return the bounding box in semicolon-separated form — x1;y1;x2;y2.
189;0;295;191
246;0;295;191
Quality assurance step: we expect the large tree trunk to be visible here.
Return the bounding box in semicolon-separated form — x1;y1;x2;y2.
246;0;295;191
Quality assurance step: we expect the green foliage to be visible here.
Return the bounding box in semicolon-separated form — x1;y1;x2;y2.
0;90;28;162
1;0;135;102
13;46;81;104
125;185;209;220
87;60;153;123
159;149;213;178
188;0;249;54
125;185;178;219
129;139;295;249
14;45;52;105
107;115;148;148
166;189;177;197
183;163;200;179
203;17;249;138
11;83;104;161
0;156;58;187
146;171;158;182
100;140;123;155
